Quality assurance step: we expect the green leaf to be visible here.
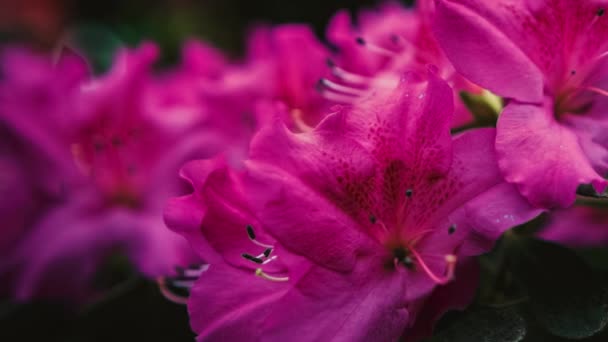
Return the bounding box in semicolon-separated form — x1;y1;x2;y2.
510;238;608;339
428;307;526;342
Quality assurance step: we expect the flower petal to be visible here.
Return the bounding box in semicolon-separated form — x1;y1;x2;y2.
434;0;544;102
496;100;607;208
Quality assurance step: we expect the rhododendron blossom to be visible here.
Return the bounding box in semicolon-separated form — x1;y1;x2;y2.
0;44;217;300
434;0;608;208
165;70;541;340
321;1;479;127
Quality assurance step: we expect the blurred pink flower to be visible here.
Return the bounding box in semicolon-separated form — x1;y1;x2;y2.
165;70;541;340
539;205;608;248
322;1;479;127
0;43;221;301
434;0;608;208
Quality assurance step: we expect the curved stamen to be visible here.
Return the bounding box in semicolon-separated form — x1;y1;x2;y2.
327;59;371;85
318;88;358;103
318;78;367;96
585;85;608;97
255;269;289;282
291;109;313;133
246;225;274;249
262;255;278;265
157;277;189;305
408;249;457;285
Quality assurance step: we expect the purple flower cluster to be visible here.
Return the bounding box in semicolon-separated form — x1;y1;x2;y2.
1;0;607;340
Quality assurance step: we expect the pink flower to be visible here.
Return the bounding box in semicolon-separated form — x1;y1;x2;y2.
434;0;608;208
322;1;479;127
538;205;608;248
165;70;541;340
249;25;332;129
0;44;210;301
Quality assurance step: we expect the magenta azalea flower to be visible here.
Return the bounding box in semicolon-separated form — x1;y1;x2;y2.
538;205;608;248
321;1;479;127
434;0;608;208
165;70;541;340
0;44;213;300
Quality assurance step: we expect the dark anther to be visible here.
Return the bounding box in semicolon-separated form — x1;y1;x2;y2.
315;79;325;92
405;189;413;198
242;253;263;264
355;37;366;45
390;34;400;45
263;248;272;258
246;225;256;239
369;215;377;224
402;256;414;269
571;70;577;75
326;58;336;68
598;8;605;16
448;224;456;235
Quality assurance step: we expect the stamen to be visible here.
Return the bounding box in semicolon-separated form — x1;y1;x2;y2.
408;249;457;285
262;255;278;264
291;109;313;133
369;215;377;224
170;280;197;288
355;37;399;57
157;277;189;305
448;224;456;235
318;78;366;96
588;8;605;31
263;248;273;258
327;59;371;85
255;268;289;282
585;85;608;97
405;189;413;198
242;253;264;264
318;88;358;103
246;225;274;249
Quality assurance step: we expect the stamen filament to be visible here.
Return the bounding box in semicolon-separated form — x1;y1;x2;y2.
157;277;189;305
408;249;457;285
585;86;608;97
318;88;358;103
319;78;366;96
262;255;278;264
246;225;274;249
255;269;289;282
328;63;371;85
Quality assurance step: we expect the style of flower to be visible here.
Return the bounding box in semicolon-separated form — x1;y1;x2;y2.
165;69;541;340
434;0;608;208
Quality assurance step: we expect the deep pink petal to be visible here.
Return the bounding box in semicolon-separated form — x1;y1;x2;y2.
262;259;409;342
538;206;608;248
496;100;607;208
434;0;544;102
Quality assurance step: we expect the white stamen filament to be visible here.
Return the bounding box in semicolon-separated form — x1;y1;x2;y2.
320;78;367;96
331;65;371;85
319;89;358;103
